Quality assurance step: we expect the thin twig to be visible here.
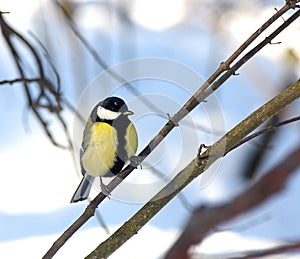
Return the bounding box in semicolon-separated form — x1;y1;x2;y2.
28;31;62;97
227;115;300;154
52;0;173;123
0;77;45;85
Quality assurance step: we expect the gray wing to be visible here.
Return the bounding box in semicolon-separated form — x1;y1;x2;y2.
80;117;93;175
70;117;95;203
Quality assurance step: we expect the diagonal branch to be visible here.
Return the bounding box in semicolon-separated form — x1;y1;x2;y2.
42;3;300;258
172;1;300;108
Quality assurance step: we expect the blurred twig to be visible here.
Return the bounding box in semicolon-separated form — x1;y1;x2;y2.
28;31;62;95
240;115;280;180
94;207;110;235
0;12;71;149
53;0;115;75
166;144;300;258
231;241;300;258
52;0;214;134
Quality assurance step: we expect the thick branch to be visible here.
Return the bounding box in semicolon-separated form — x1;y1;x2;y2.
86;78;300;258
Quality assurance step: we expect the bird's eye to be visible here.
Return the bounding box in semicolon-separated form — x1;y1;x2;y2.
114;101;118;106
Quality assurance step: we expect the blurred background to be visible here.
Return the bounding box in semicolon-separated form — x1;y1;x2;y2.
0;0;300;258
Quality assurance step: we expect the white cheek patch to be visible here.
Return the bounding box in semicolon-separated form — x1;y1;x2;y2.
97;106;121;120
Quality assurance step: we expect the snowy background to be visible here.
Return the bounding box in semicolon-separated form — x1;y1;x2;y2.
0;0;300;258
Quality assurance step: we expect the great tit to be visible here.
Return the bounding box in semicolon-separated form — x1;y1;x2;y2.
71;96;138;203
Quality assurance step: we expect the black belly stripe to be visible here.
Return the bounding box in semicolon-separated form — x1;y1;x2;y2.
97;115;130;176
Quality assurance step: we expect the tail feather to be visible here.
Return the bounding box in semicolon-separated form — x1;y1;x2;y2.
70;174;94;203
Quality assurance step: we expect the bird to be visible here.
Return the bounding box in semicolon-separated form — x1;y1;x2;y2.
71;96;138;203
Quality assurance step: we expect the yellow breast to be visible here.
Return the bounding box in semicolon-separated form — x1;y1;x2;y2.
82;122;118;177
125;123;138;158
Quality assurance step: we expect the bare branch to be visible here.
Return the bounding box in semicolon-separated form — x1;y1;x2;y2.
0;12;70;149
179;1;297;105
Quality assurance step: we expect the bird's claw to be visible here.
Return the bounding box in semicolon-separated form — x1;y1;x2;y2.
130;156;142;169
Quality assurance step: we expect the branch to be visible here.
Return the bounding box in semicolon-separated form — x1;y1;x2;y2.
42;3;300;257
0;77;45;85
203;7;300;100
86;78;300;258
0;12;72;149
240;114;281;180
165;144;300;258
176;1;299;105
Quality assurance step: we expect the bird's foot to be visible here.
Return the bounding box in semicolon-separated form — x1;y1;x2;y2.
130;155;143;169
100;178;111;198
